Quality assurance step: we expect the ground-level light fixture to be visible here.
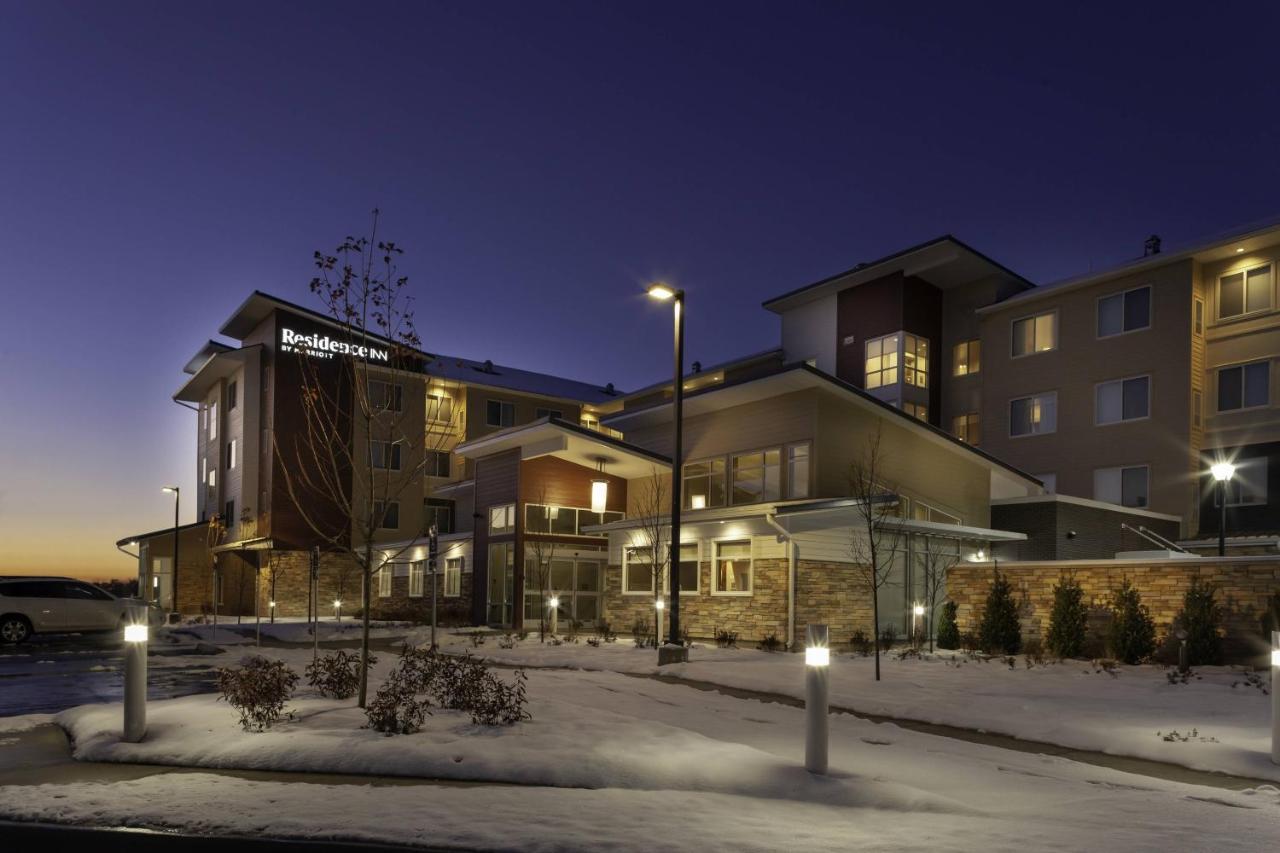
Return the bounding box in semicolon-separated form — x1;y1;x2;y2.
269;601;277;609
547;596;560;637
690;494;706;510
548;596;560;610
123;621;148;743
1272;630;1280;765
804;624;830;774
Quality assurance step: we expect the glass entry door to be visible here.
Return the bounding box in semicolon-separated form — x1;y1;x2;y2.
487;542;514;626
523;556;602;626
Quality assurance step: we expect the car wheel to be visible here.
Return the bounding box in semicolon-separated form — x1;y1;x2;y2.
0;615;32;644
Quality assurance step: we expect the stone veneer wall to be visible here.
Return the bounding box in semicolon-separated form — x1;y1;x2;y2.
602;559;790;644
793;560;875;648
255;550;367;619
948;559;1280;658
367;570;475;624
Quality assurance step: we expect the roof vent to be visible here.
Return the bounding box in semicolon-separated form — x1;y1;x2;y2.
482;359;495;374
1144;234;1162;257
692;361;702;373
605;382;616;395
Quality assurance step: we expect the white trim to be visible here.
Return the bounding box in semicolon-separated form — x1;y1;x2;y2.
621;541;701;596
408;560;425;598
444;557;463;597
991;492;1180;522
1214;260;1274;323
1094;374;1152;426
378;565;392;598
711;538;753;596
1095;284;1152;339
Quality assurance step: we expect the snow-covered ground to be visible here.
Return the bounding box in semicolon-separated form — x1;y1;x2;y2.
168;616;416;645
5;660;1280;851
431;633;1280;782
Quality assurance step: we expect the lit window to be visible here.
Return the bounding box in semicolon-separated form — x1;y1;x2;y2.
427;394;453;424
1218;263;1272;320
713;540;752;595
1094;465;1149;508
378;565;392;598
425;450;450;478
1011;312;1057;357
374;501;399;529
683;458;726;509
731;449;781;505
409;561;424;597
1010;392;1057;437
786;443;810;499
444;557;462;597
1096;376;1150;424
902;334;928;387
1097;287;1151;337
227;439;237;470
486;400;515;427
1194;298;1204;336
200;457;207;485
953;340;981;376
209;401;218;440
1218;361;1270;411
864;333;900;389
369;440;402;470
901;401;927;421
953;413;980;445
489;504;515;535
368;380;403;413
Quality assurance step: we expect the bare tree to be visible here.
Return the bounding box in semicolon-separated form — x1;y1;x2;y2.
204;513;226;629
916;537;956;653
526;488;559;641
848;424;905;681
274;210;432;708
633;468;669;646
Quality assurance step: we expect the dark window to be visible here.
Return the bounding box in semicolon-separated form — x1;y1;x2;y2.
535;408;563;420
425;450;451;478
370;441;402;470
1098;287;1151;337
368;380;403;413
0;580;68;598
228;381;238;410
423;501;454;535
225;500;235;523
375;501;399;529
486;400;515;427
1218;361;1270;411
65;582;112;601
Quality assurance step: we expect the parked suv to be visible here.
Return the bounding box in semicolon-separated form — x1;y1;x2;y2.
0;577;152;643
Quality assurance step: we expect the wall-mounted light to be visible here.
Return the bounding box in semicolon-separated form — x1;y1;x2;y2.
591;457;609;514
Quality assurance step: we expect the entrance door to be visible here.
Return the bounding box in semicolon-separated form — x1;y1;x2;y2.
487;542;513;626
521;556;602;627
151;557;172;611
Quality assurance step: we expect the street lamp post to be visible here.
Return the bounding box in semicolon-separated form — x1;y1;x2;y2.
162;486;180;622
648;283;687;665
1211;462;1236;557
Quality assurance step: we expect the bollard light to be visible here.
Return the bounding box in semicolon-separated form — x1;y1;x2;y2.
655;598;665;611
547;596;560;637
1272;630;1279;765
122;621;148;743
804;624;830;774
269;600;276;609
548;596;560;610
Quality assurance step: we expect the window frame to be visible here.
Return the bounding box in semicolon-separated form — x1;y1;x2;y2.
1223;458;1268;507
486;399;516;428
711;538;753;596
209;400;218;440
1094;374;1151;426
378;565;392;598
369;439;403;471
952;412;980;445
864;332;901;389
682;457;727;510
228;380;238;410
488;503;516;535
444;557;463;597
374;500;400;530
1095;285;1152;339
1093;464;1150;509
367;379;404;413
426;393;454;424
1010;310;1058;358
785;442;811;499
622;541;700;596
425;450;451;478
1215;262;1274;322
535;407;563;420
1216;359;1271;413
952;339;981;377
1008;391;1058;438
409;561;425;598
227;438;237;470
729;447;782;506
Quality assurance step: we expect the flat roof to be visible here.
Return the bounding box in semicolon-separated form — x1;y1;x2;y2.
762;235;1035;313
115;520;208;548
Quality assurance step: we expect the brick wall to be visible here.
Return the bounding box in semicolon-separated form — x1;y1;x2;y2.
948;558;1280;659
256;550;367;618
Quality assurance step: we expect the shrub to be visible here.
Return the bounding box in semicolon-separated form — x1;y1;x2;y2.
878;625;897;652
440;602;471;627
936;601;960;650
1045;575;1088;659
849;629;872;656
759;633;784;652
632;616;654;648
305;649;377;699
1178;580;1223;666
365;649;530;733
978;569;1021;654
596;621;617;643
715;628;738;648
1108;580;1156;664
217;655;299;732
468;630;487;647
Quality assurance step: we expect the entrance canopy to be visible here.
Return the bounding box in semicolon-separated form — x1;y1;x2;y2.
454;416;670;478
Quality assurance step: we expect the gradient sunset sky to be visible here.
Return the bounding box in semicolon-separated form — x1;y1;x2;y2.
3;2;1278;580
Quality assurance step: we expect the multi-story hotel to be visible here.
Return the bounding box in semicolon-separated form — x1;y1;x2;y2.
119;216;1280;642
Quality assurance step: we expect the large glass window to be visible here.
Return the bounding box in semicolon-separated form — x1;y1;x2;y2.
624;543;698;594
900;401;927;421
864;333;900;389
374;501;399;529
423;501;453;535
378;565;392;598
1011;312;1057;357
952;340;981;376
488;504;515;535
1218;264;1273;320
713;540;752;595
1218;361;1270;411
524;504;622;536
486;399;515;427
683;458;726;509
1010;392;1057;436
731;449;781;505
1094;465;1149;508
953;413;980;445
903;334;928;387
786;443;810;499
1097;287;1151;337
1224;459;1268;507
1096;375;1150;424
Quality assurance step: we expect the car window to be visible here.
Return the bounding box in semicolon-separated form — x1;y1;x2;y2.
0;581;68;598
70;582;113;601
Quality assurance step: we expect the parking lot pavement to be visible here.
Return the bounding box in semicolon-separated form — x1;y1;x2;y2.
0;635;221;716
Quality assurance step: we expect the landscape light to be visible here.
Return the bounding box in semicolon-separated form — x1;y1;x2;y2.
548;596;560;610
913;604;925;617
805;646;829;667
269;601;277;609
124;624;148;643
123;621;148;743
647;283;676;301
655;598;665;611
804;624;830;774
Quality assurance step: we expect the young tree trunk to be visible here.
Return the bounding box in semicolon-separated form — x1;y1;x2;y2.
872;583;881;681
358;543;373;708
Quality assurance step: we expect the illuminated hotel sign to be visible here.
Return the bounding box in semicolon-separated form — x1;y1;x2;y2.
280;328;390;363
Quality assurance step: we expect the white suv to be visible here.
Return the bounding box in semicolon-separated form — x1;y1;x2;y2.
0;577;152;644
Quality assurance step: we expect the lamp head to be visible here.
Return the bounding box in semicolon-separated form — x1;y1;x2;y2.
548;596;560;610
123;624;148;643
333;599;342;608
913;604;926;616
805;646;830;667
655;598;664;611
647;283;677;301
162;486;179;494
1211;461;1236;482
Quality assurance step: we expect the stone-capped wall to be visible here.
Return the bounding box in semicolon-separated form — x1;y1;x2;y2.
948;558;1280;659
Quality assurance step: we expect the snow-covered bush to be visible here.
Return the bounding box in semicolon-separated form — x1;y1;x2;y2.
849;629;872;656
216;655;299;732
306;649;377;699
365;649;530;733
715;628;738;648
1108;580;1156;664
1045;574;1088;659
978;569;1021;654
936;602;960;650
758;633;784;652
1177;580;1222;666
366;665;432;734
